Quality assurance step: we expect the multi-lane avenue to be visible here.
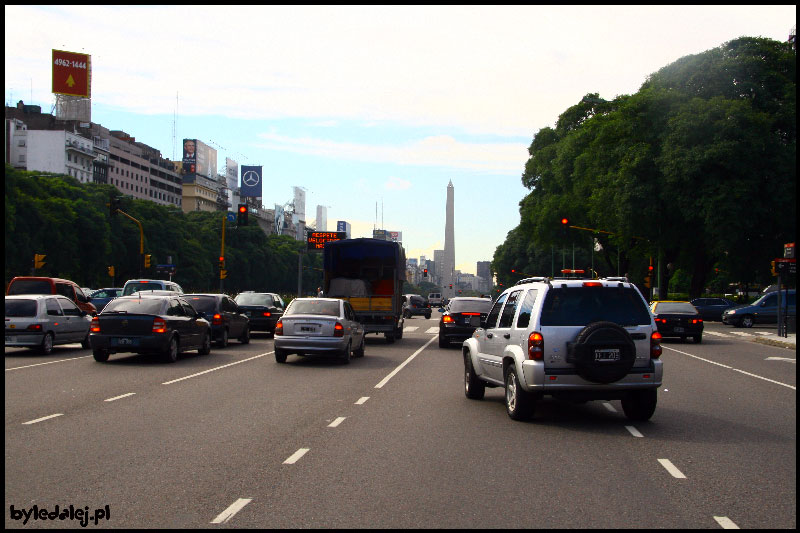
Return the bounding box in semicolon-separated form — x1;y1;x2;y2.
5;319;796;528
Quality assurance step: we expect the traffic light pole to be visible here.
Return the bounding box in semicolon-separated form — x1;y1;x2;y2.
115;209;144;278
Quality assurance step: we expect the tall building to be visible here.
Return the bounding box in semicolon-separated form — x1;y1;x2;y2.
443;180;456;298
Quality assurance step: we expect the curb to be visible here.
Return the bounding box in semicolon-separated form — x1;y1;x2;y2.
752;337;797;350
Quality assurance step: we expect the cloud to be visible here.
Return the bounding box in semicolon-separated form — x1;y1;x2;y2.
385;177;411;191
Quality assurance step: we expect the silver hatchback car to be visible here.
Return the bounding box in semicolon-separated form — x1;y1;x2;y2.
273;298;365;364
5;294;92;354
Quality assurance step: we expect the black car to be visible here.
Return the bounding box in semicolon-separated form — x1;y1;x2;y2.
438;297;492;348
184;293;250;347
689;297;738;321
650;301;704;343
89;294;212;363
402;294;430;319
234;292;285;335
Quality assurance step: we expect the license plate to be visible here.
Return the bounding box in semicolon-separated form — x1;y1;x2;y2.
112;337;139;346
300;326;317;333
674;326;684;333
595;348;620;362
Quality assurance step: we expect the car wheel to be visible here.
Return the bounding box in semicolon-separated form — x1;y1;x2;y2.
339;342;352;365
275;349;288;363
353;336;365;358
217;328;229;348
239;326;250;344
162;335;179;363
385;332;395;344
425;313;431;319
693;334;702;344
93;349;109;362
741;315;754;328
438;334;449;348
198;331;211;355
621;389;657;421
464;354;485;400
39;333;54;355
81;332;91;349
505;365;534;420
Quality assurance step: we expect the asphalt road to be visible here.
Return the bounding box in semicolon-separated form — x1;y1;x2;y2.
5;319;796;528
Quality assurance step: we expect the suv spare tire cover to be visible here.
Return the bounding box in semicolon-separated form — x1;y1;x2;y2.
567;321;636;384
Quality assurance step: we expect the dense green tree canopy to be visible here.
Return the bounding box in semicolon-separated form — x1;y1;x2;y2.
494;37;796;298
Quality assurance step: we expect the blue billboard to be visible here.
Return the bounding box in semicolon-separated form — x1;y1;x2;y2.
240;166;262;198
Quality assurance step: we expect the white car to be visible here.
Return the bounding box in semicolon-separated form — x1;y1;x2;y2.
5;294;92;354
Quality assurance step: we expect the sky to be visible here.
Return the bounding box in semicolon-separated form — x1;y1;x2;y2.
4;5;796;275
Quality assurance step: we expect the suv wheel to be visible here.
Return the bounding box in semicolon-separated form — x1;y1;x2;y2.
621;389;657;421
569;321;636;384
464;355;485;400
505;365;534;420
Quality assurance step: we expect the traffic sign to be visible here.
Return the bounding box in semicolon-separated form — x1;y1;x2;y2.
775;258;796;275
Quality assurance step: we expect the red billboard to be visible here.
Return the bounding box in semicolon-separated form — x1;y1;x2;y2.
52;50;91;98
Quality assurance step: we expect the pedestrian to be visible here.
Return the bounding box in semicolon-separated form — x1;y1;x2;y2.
317;287;323;297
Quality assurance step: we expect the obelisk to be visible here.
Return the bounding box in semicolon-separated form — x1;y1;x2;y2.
444;180;455;298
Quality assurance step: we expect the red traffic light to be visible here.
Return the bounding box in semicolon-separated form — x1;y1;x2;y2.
238;205;247;214
648;265;654;271
561;217;569;225
219;256;225;262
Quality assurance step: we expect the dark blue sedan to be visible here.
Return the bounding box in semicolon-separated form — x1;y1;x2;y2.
689;297;738;321
88;288;122;313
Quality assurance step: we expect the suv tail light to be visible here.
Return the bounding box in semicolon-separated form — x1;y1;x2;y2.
90;317;100;333
334;322;344;337
651;331;662;359
152;318;167;334
275;320;283;336
527;332;544;360
212;313;223;325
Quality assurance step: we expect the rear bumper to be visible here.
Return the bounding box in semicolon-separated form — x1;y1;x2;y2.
521;359;663;396
5;331;45;347
274;335;349;354
89;334;169;353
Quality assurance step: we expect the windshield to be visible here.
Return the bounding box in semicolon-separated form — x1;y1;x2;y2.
540;287;651;327
235;293;274;306
103;298;165;315
285;300;340;317
654;302;698;314
123;282;164;296
5;299;38;317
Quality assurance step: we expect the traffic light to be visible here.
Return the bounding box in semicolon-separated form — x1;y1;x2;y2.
144;254;152;268
560;217;570;238
219;256;227;279
237;204;248;225
449;284;453;289
645;261;654;288
34;253;46;269
423;268;428;277
108;266;115;277
220;269;227;280
771;260;777;276
109;196;121;217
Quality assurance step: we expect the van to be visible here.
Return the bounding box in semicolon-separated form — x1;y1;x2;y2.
121;279;184;297
427;292;443;308
6;276;97;315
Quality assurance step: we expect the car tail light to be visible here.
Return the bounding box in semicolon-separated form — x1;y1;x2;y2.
212;313;223;325
334;322;344;337
691;318;702;324
27;323;43;332
275;320;283;336
152;318;167;334
262;311;271;317
582;281;603;287
462;312;480;316
90;317;100;333
527;332;544;360
442;315;455;323
651;331;662;359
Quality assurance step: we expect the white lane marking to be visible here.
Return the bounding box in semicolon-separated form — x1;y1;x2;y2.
602;402;617;413
104;392;136;402
730;332;754;337
355;396;370;405
658;458;687;479
210;498;252;524
162;353;269;385
375;335;438;389
663;346;796;390
625;425;644;438
23;413;64;425
283;448;309;464
328;417;346;428
753;331;773;335
5;355;92;371
404;326;419;332
704;331;729;337
713;516;740;529
765;356;796;363
425;327;439;334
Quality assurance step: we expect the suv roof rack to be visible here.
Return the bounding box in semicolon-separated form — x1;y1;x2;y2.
514;277;551;286
600;276;630;282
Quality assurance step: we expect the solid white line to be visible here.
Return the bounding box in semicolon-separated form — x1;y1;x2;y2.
104;392;136;402
404;326;419;332
375;335;438;389
425;327;439;334
162;353;269;385
603;402;617;413
713;516;740;529
625;425;644;438
5;355;92;371
355;396;370;405
663;346;796;390
658;458;686;479
210;498;252;524
283;448;309;464
703;331;729;337
328;417;346;428
23;413;64;425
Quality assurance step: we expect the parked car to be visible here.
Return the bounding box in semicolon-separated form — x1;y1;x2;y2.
184;293;250;347
722;290;796;328
462;277;662;421
274;298;365;364
438;296;492;348
402;294;431;319
650;301;704;343
427;292;443;308
5;295;92;354
121;279;183;296
689;297;738;321
89;293;211;363
234;292;285;335
6;276;97;315
88;288;123;313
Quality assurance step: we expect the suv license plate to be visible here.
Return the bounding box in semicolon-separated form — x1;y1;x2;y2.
594;348;620;362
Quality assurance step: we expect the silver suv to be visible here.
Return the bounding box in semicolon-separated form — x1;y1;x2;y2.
462;277;663;421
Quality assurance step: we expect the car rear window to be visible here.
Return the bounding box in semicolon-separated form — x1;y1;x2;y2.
5;299;38;317
655;302;697;313
448;299;492;314
286;300;340;316
235;293;273;306
103;298;165;315
7;280;52;295
185;296;217;313
540;287;651;327
123;282;164;296
409;296;425;306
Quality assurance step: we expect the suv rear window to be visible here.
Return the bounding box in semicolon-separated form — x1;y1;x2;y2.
540;287;651;327
7;280;51;295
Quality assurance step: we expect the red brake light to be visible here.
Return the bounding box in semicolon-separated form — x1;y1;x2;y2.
90;317;100;333
442;315;455;323
262;311;271;317
527;332;544;360
275;320;283;336
27;324;42;332
212;313;223;325
582;281;603;287
152;318;166;334
334;322;344;337
651;331;662;359
462;312;481;316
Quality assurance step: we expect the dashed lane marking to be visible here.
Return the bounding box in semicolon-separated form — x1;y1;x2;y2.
658;458;687;479
210;498;252;524
283;448;309;464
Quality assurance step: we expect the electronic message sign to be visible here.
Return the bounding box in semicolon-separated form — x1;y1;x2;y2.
307;231;347;251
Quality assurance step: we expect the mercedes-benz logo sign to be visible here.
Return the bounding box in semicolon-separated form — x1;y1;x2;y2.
242;171;260;187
